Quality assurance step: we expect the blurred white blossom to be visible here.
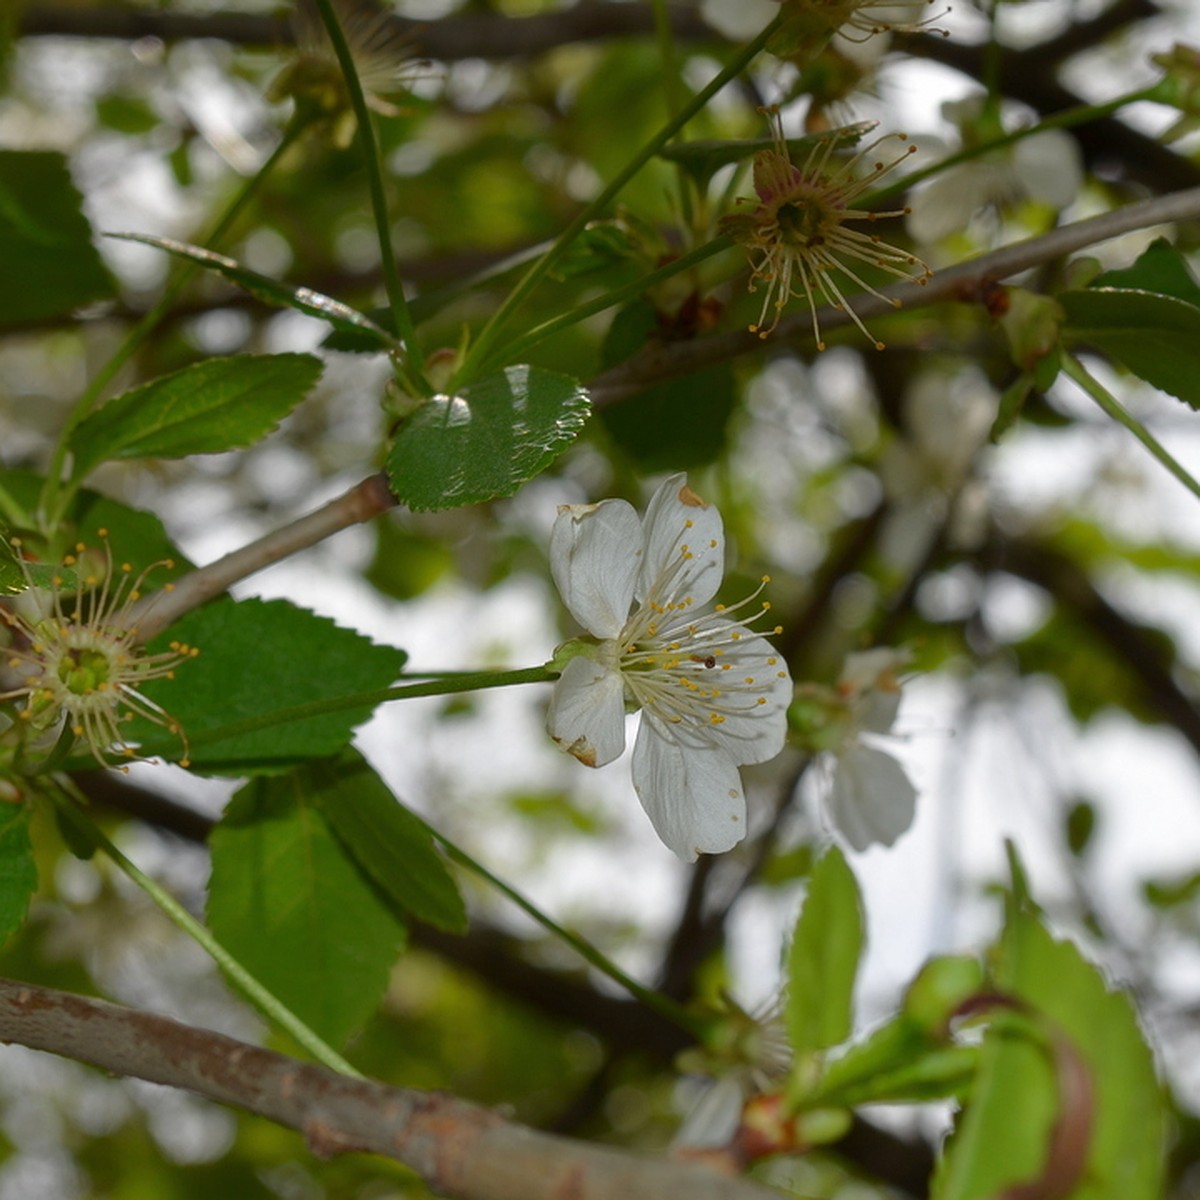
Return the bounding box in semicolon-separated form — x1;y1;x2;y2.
824;649;917;850
908;95;1083;244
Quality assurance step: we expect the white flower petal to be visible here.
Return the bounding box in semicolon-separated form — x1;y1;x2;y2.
632;719;747;860
692;626;792;765
856;688;901;736
674;1077;747;1149
840;647;905;693
1013;130;1082;210
550;498;642;639
637;474;725;610
547;656;627;767
826;745;917;851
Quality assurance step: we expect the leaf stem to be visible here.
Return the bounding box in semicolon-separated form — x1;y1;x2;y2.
1061;353;1200;502
48;782;361;1077
870;82;1164;206
454;16;781;386
492;236;734;369
40;116;311;533
411;811;710;1039
311;0;426;390
130;666;560;763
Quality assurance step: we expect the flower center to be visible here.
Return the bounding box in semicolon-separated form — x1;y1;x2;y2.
56;644;113;698
776;195;830;247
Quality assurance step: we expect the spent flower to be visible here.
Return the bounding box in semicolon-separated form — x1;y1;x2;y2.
269;0;420;146
547;475;792;860
721;111;932;348
0;535;196;767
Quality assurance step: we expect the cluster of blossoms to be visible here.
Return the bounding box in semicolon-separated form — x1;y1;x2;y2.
546;474;793;860
721;111;933;349
0;535;196;768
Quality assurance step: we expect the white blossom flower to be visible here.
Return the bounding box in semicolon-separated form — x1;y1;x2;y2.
907;96;1083;244
547;475;793;860
824;648;916;850
1;535;196;767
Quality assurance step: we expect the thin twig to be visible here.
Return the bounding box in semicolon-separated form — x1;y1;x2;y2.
128;472;397;643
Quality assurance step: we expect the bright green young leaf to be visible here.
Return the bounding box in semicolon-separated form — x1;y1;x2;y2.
0;150;115;326
111;234;400;349
1060;288;1200;408
308;750;466;933
68;354;324;478
934;887;1165;1200
0;804;37;942
131;597;406;773
208;768;408;1046
386;365;590;511
785;846;864;1059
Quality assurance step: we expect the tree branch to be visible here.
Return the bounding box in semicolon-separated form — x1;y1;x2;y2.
0;977;780;1200
16;3;714;60
590;186;1200;407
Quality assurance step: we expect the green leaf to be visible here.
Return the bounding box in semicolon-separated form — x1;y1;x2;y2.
208;767;408;1046
309;750;466;933
69;354;324;477
785;846;864;1058
601;365;736;470
934;883;1165;1200
0;804;37;941
660;122;874;186
0;150;116;326
0;468;192;584
1060;287;1200;408
132;597;406;773
1090;238;1200;309
1060;239;1200;408
386;365;590;511
111;234;400;350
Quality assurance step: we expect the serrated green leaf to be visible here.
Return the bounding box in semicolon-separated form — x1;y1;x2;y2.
785;846;863;1058
0;804;37;941
132;597;406;773
1060;288;1200;407
69;354;324;477
208;768;408;1045
309;750;466;933
934;886;1165;1200
0;150;116;326
111;234;399;349
1090;238;1200;308
386;365;590;511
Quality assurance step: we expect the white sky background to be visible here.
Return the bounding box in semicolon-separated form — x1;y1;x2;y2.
4;0;1200;1166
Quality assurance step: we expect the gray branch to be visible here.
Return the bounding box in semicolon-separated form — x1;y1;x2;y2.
590;185;1200;407
0;977;779;1200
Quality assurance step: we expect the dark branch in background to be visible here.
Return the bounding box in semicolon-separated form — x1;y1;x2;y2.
985;536;1200;758
896;29;1200;194
17;3;714;60
0;977;782;1200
